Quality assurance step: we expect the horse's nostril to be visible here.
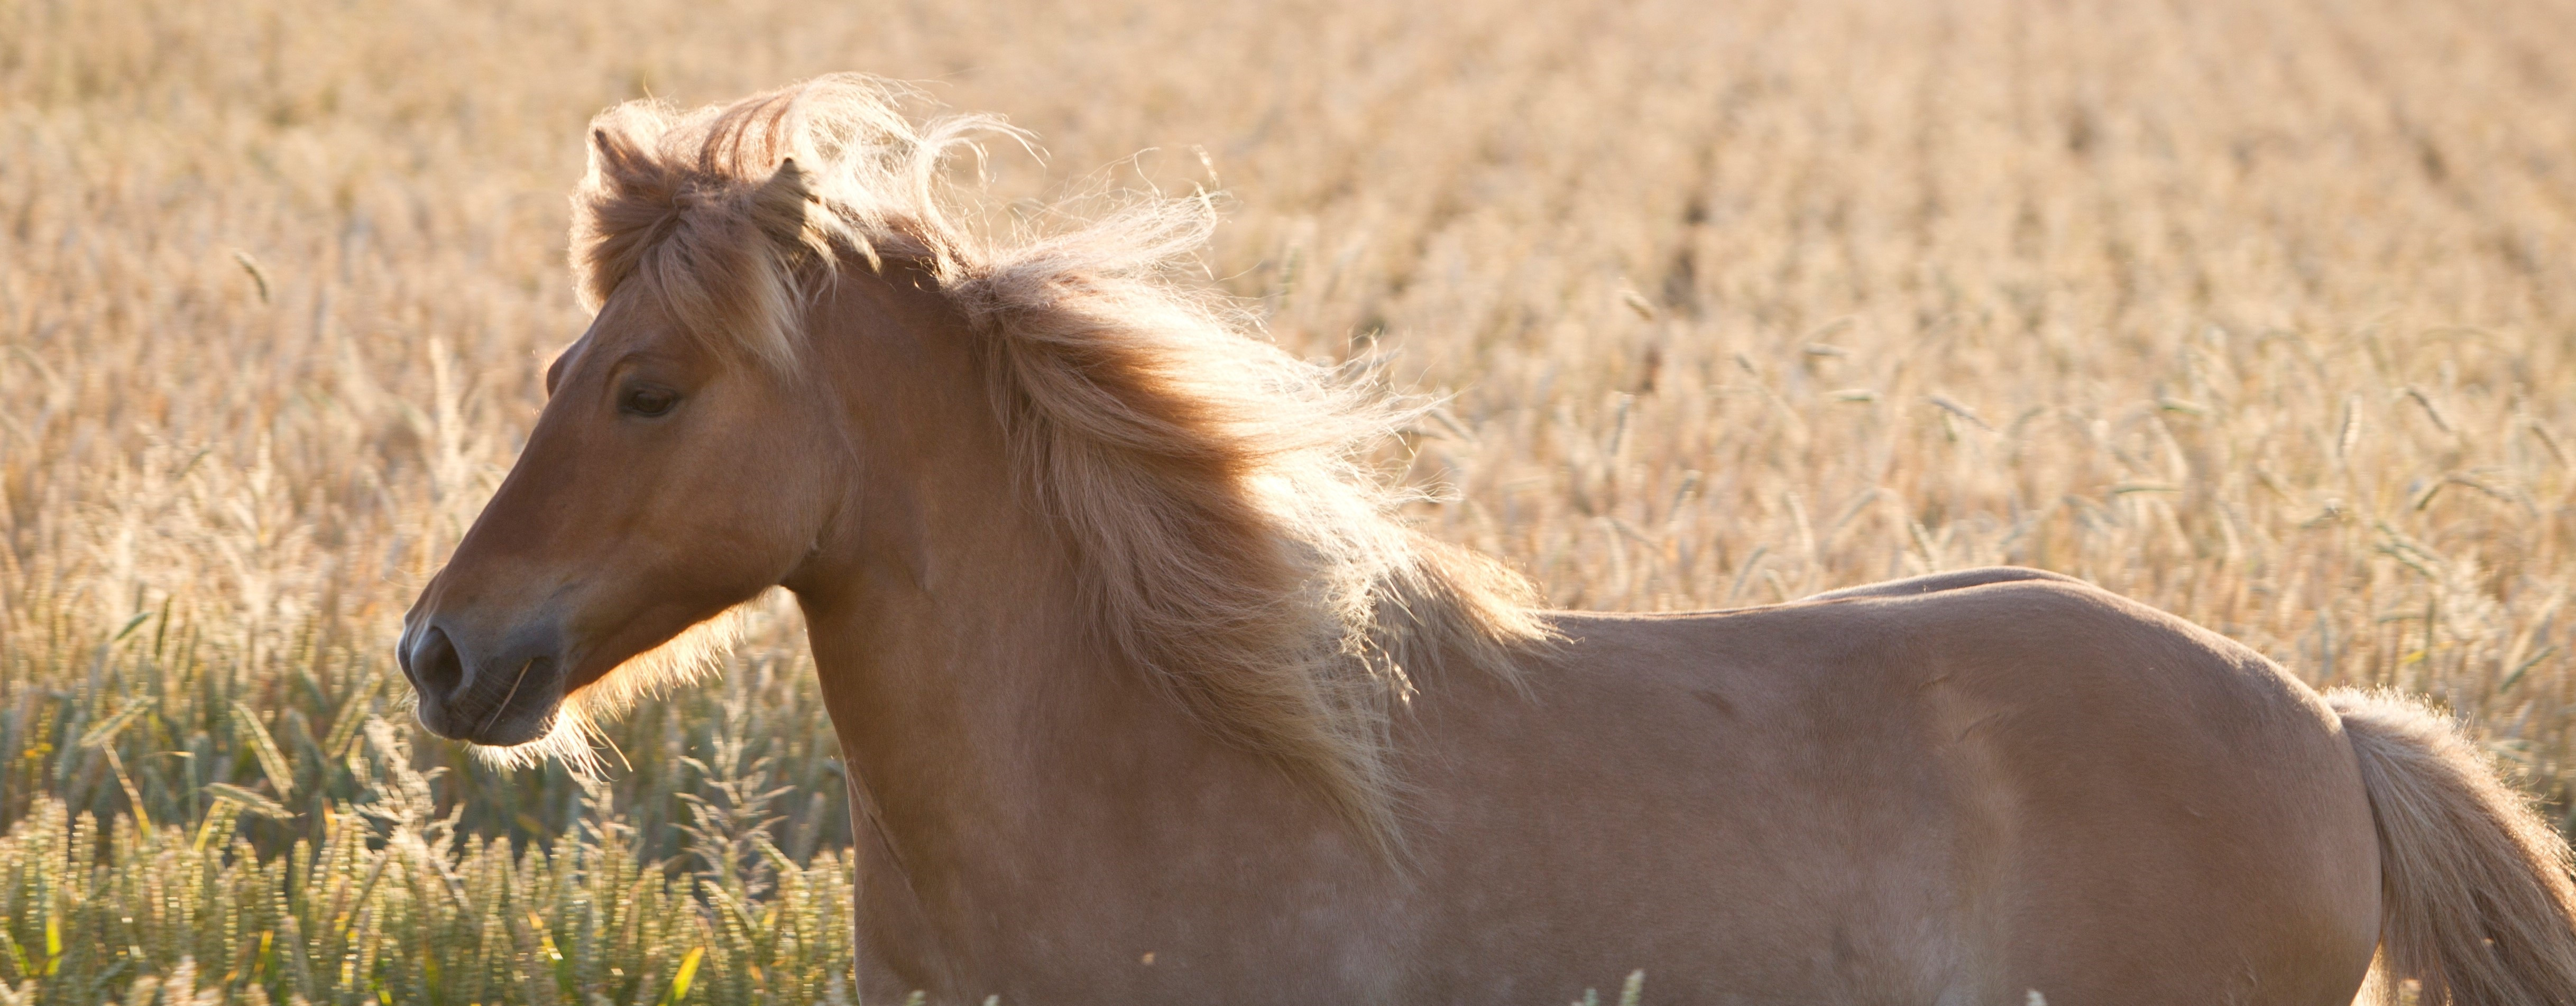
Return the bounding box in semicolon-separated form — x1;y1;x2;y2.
408;625;466;699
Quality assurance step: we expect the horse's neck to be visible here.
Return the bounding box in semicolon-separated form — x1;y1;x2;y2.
782;269;1356;957
788;444;1346;958
794;504;1166;862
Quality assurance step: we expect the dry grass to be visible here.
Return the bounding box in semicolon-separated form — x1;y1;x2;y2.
5;0;2576;999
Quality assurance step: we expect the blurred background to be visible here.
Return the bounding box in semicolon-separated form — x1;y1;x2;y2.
4;0;2574;1000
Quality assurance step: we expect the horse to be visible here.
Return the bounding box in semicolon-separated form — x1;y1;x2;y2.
397;76;2576;1004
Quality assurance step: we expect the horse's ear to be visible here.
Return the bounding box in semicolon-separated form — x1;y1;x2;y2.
585;126;656;196
587;127;621;167
572;121;679;311
751;157;820;250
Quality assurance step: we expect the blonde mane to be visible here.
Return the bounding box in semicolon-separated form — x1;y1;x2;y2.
562;75;1554;843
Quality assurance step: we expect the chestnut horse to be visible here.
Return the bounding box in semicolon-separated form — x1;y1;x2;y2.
399;77;2576;1004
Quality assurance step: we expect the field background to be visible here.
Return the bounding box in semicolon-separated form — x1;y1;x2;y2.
6;0;2576;1001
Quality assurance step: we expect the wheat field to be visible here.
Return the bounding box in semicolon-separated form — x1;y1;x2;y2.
5;0;2575;1000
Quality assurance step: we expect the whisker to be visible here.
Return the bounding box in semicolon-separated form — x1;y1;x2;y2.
475;657;536;738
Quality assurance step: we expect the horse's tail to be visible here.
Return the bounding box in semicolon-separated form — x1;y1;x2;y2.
2331;689;2576;1004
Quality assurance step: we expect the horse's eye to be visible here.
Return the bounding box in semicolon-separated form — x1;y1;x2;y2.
619;386;679;418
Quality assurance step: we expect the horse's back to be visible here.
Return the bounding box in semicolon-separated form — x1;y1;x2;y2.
1404;571;2378;1004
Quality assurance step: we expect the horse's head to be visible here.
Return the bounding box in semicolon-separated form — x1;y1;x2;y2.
399;280;847;745
399;132;857;747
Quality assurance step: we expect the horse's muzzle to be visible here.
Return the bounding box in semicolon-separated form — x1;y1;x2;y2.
399;619;564;745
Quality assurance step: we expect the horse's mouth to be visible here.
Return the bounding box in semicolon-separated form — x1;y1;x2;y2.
415;656;565;746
